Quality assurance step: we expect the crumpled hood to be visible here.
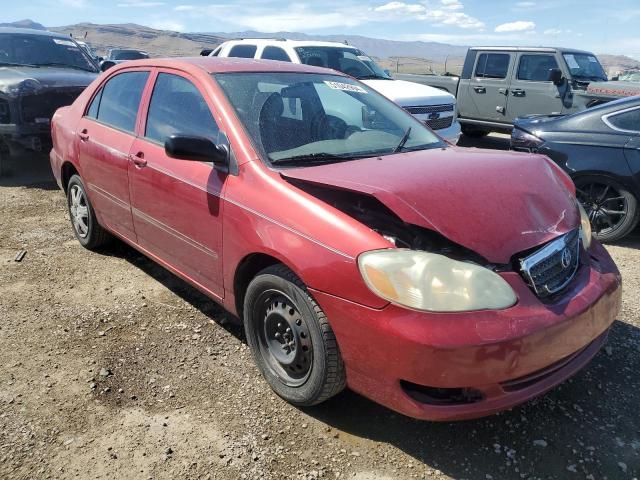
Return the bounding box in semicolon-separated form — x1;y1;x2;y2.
281;147;579;264
362;79;455;106
0;66;97;96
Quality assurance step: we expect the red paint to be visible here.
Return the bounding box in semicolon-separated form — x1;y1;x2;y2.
50;58;621;421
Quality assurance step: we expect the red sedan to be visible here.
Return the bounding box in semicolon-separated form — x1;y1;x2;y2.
50;58;621;421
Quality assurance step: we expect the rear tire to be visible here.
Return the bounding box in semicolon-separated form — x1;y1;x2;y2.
575;176;639;243
243;264;346;406
66;174;111;250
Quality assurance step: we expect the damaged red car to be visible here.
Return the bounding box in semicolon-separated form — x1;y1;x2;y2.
50;58;622;421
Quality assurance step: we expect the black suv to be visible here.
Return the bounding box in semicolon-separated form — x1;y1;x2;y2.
0;27;98;157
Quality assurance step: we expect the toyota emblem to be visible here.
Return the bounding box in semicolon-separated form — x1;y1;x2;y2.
561;248;572;269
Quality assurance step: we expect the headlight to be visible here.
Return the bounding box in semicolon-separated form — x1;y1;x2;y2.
358;249;517;312
510;128;544;151
578;202;592;249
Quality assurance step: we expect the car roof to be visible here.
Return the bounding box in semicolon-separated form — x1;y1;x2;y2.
221;38;359;49
111;57;348;75
0;27;73;39
470;46;596;55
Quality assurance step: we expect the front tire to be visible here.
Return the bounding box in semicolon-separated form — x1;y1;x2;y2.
243;264;346;406
575;176;639;242
66;174;111;250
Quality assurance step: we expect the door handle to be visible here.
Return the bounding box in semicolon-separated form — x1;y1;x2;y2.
130;151;147;168
473;86;486;94
511;89;526;97
78;129;89;141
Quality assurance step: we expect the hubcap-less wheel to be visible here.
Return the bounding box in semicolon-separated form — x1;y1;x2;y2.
69;184;90;238
256;290;313;387
576;182;628;237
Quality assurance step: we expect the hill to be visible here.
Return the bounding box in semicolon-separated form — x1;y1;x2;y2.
0;19;46;30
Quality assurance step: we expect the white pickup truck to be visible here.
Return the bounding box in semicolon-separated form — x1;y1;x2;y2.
206;39;461;144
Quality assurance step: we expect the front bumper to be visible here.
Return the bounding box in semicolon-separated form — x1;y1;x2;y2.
0;122;52;152
311;241;621;421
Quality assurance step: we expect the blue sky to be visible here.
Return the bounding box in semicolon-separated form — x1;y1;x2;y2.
5;0;640;57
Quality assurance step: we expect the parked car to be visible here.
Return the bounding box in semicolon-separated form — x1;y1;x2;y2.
0;27;98;156
100;48;149;71
394;47;632;136
207;39;461;144
615;71;640;82
50;57;621;421
511;96;640;242
75;40;100;63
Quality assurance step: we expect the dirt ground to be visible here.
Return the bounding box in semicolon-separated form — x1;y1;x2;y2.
1;140;639;480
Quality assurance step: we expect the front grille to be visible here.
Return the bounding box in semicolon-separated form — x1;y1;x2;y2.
404;104;454;115
20;88;85;123
519;229;581;298
426;116;454;130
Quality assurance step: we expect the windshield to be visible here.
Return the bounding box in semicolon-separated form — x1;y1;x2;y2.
215;72;442;167
562;53;607;81
619;72;640;82
0;34;97;72
294;46;391;80
110;50;148;60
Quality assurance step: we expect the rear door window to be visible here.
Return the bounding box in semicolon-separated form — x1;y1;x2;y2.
228;44;257;58
606;108;640;133
474;53;510;79
517;55;559;81
261;46;291;62
145;73;220;144
93;71;149;133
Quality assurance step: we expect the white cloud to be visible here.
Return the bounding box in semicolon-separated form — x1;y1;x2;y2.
174;4;195;11
494;20;535;32
59;0;87;7
117;0;166;7
374;2;424;14
373;1;485;30
149;20;186;31
515;1;536;7
543;28;563;35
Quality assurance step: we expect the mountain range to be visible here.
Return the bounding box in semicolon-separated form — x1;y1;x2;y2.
1;20;638;75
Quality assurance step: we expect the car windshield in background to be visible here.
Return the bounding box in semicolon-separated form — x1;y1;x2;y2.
215;72;442;167
110;50;148;60
294;46;392;80
0;34;97;72
562;53;607;81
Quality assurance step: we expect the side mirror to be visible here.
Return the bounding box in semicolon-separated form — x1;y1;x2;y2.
97;56;104;62
611;75;619;81
549;68;564;85
100;60;115;72
165;135;229;168
384;69;391;76
200;48;213;57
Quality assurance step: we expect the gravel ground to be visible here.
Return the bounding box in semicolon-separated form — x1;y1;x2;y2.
1;141;639;480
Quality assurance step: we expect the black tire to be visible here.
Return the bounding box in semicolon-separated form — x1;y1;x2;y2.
575;176;639;243
243;264;346;406
461;125;489;137
66;174;111;250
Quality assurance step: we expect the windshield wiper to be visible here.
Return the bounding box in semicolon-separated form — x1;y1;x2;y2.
271;152;368;166
0;62;40;68
356;74;391;80
34;62;96;72
393;127;412;153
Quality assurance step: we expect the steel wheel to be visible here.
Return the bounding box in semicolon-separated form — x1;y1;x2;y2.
255;290;313;387
575;177;639;242
69;184;90;238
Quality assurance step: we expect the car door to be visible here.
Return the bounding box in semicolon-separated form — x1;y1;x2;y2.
506;53;564;122
459;51;514;123
127;70;226;299
76;69;150;241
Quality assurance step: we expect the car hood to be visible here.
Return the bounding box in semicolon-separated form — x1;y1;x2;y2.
362;79;456;106
586;80;640;97
281;147;578;264
0;66;97;96
514;114;567;132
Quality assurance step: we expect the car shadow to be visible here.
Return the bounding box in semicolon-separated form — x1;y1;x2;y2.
99;240;638;480
0;151;57;189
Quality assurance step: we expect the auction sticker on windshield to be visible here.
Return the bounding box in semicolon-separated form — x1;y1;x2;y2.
324;81;367;94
